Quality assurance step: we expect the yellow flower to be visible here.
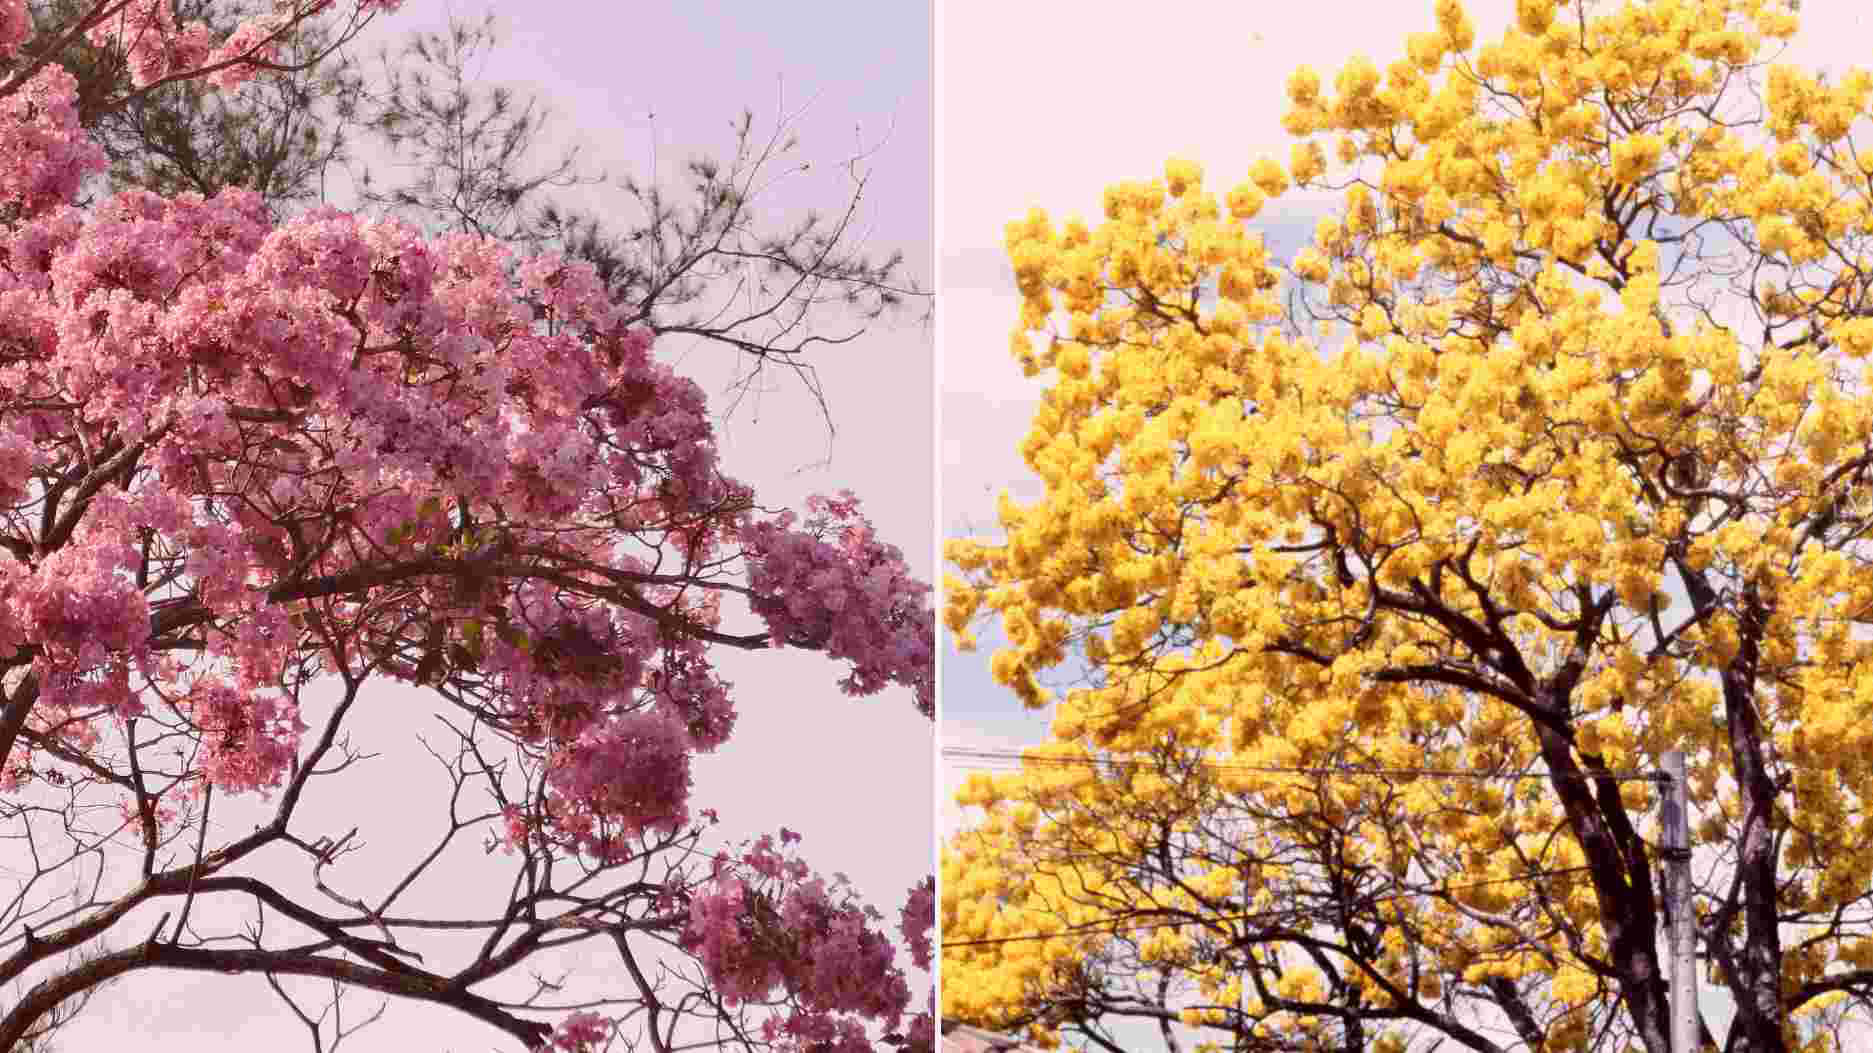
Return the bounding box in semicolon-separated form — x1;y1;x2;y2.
1165;158;1203;197
1250;157;1290;197
1435;0;1476;52
1516;0;1555;35
1287;65;1322;105
1228;181;1273;218
1610;133;1664;184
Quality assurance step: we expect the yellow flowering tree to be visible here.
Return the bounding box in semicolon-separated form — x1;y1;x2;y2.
942;1;1873;1051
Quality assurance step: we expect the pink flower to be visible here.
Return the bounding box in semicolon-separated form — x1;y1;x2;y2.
741;493;935;717
542;710;692;857
680;834;914;1042
542;1011;610;1052
186;676;307;795
204;15;287;90
0;0;28;59
0;67;106;217
899;877;935;972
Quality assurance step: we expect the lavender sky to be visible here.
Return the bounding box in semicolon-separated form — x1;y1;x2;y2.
43;2;934;1049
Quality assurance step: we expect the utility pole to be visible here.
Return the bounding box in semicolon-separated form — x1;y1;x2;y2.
1661;750;1697;1053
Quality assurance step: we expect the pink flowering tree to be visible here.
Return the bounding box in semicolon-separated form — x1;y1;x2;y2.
0;3;934;1050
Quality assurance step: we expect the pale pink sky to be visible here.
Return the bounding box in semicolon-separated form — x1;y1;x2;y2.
42;2;933;1050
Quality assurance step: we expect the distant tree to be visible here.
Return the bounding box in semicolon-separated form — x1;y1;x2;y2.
354;14;924;434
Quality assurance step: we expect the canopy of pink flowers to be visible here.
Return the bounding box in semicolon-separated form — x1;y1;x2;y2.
0;3;934;1047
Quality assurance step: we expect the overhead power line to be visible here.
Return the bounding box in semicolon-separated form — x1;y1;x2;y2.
941;864;1601;949
942;747;1662;784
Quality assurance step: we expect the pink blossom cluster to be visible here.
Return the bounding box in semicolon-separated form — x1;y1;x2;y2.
682;833;914;1051
4;492;149;726
84;0;214;87
647;634;736;750
0;421;32;506
0;67;106;219
76;0;406;91
0;0;28;59
476;588;653;723
903;1003;936;1053
741;492;935;717
9;530;147;679
537;1011;610;1053
899;876;934;973
896;879;936;1053
184;674;308;794
202;15;287;90
541;710;692;858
